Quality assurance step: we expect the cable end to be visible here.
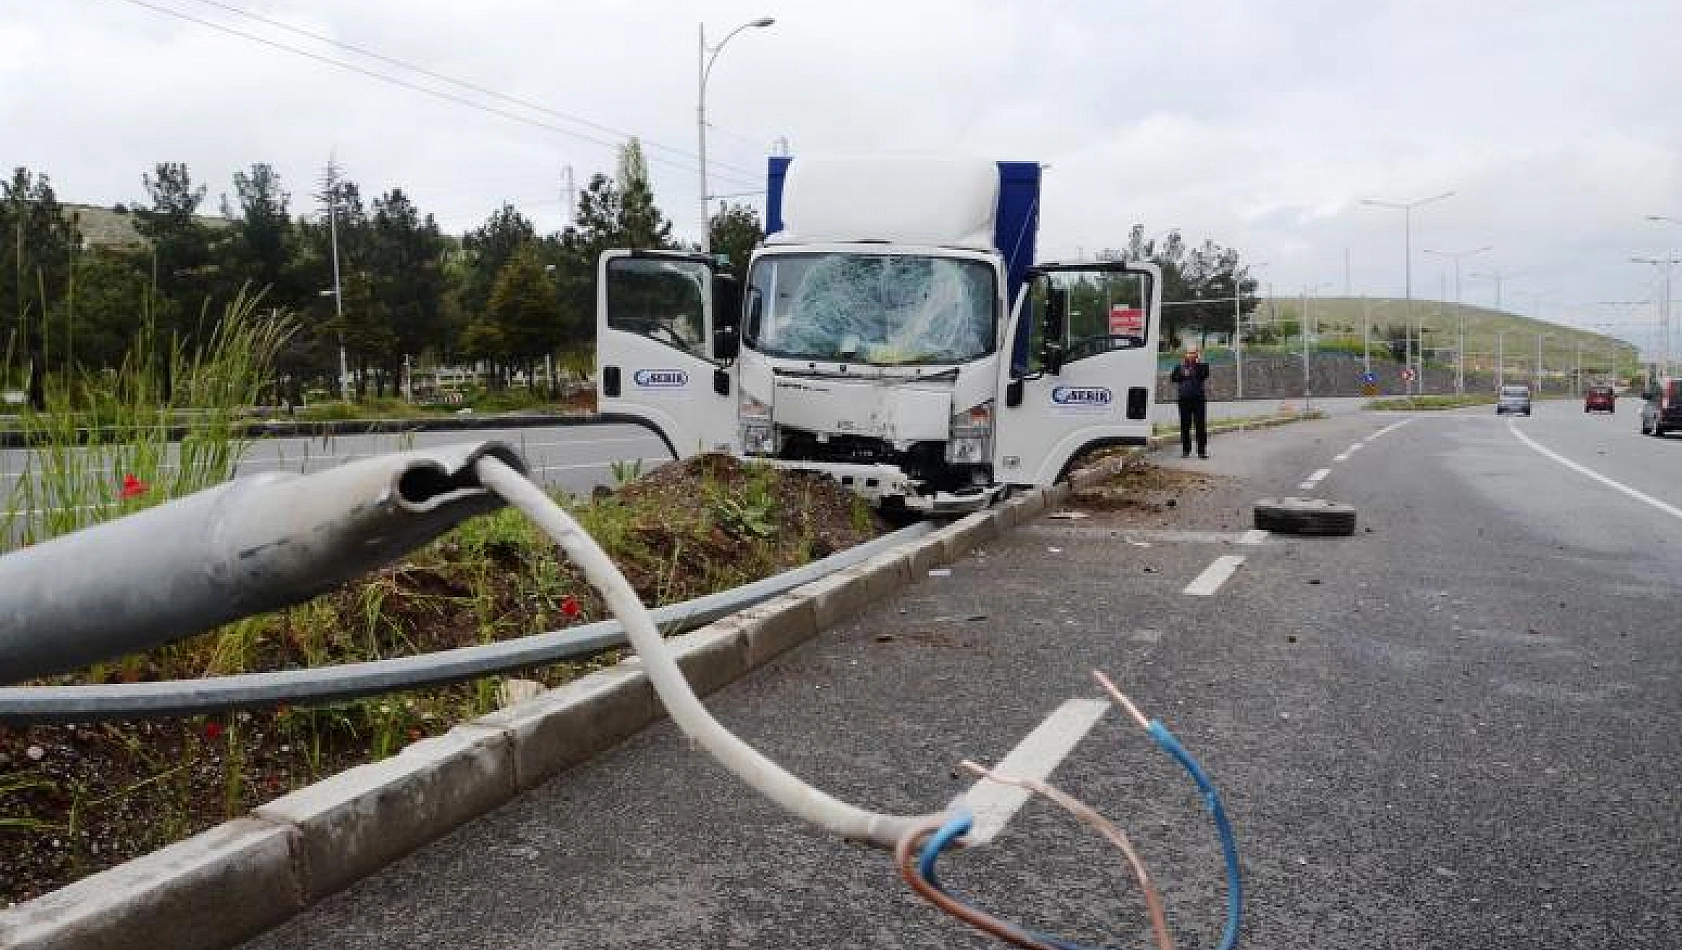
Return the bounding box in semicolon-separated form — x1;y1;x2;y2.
1092;669;1151;730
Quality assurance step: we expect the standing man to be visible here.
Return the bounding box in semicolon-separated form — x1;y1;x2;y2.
1170;345;1210;459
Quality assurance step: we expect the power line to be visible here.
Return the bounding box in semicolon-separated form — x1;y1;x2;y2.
106;0;764;191
175;0;763;181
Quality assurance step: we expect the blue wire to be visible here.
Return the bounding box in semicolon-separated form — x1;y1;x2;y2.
1146;720;1243;950
915;722;1244;950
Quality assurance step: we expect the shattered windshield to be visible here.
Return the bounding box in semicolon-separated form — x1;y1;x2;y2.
745;253;997;365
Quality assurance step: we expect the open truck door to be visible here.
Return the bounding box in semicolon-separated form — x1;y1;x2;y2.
994;261;1163;487
597;250;742;457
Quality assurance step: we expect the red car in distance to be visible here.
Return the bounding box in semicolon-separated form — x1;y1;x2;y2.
1584;386;1615;413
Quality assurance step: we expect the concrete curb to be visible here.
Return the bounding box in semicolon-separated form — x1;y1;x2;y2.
0;487;1050;950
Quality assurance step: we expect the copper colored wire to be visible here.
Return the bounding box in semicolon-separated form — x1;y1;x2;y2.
896;818;1062;950
960;761;1176;950
1092;670;1151;730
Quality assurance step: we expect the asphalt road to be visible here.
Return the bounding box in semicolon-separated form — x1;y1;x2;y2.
2;400;1368;522
239;400;1681;950
0;424;674;518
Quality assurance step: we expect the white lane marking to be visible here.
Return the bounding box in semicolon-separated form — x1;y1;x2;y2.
1183;554;1246;596
1307;467;1331;482
955;698;1110;844
1349;442;1365;452
1333;452;1351;462
1507;421;1682;523
1238;529;1269;545
1366;418;1413;441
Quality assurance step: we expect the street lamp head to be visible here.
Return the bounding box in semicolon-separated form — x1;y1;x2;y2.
750;17;776;27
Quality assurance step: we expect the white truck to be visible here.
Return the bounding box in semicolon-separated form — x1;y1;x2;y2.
596;155;1162;515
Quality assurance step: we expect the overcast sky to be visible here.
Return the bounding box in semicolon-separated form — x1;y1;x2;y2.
3;1;1680;354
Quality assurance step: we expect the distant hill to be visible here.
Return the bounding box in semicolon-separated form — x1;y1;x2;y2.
62;203;233;251
1252;297;1639;375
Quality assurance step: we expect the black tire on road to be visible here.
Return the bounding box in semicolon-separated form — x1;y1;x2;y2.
1254;497;1358;536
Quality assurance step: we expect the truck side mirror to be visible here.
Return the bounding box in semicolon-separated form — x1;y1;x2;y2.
712;275;742;361
1042;287;1068;376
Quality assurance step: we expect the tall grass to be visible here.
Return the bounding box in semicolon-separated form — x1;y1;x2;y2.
2;287;294;550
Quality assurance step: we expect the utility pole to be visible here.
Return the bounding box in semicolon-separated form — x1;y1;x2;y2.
1301;288;1310;409
1470;265;1520;312
319;156;351;402
1631;255;1679;377
698;17;776;255
1361;296;1372;375
562;165;576;226
1425;245;1492;395
1496;330;1506;388
1362;191;1455;397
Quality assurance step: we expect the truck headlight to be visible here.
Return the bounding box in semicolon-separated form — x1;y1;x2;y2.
739;393;777;456
945;400;994;465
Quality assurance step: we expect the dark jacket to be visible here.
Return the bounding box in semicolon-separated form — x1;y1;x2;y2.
1170;360;1209;400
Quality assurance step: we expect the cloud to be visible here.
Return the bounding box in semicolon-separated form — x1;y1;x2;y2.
2;0;1679;354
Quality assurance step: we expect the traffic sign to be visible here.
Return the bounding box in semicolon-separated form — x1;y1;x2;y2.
1360;371;1377;385
1400;367;1417;382
1109;305;1145;336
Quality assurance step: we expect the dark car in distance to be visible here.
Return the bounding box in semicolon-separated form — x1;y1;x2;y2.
1584;386;1616;413
1640;378;1682;437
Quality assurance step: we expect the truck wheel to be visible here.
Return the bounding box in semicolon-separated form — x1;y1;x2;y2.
1253;497;1357;536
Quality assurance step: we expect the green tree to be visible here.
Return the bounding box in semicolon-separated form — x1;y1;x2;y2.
368;188;446;388
0;167;77;399
64;252;151;371
134;163;216;322
616;138;673;249
708;201;762;281
227;163;298;305
1105;226;1257;348
461;204;536;324
479;244;561;388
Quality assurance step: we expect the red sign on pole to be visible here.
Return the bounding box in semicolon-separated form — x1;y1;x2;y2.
1109;305;1145;336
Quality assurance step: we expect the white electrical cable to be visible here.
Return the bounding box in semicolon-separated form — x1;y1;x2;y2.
475;456;946;849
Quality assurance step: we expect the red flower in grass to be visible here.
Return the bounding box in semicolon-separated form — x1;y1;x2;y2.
561;595;581;619
203;721;224;741
119;473;149;500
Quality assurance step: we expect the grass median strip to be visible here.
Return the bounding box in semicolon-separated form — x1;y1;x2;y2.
0;454;886;905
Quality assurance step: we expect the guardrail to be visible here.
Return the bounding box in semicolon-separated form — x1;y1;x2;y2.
0;519;930;723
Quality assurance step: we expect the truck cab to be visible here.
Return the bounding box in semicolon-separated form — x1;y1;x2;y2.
597;156;1162;515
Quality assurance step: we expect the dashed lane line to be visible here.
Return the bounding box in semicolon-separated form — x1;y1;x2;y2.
1183;555;1246;596
955;698;1111;844
1238;529;1269;545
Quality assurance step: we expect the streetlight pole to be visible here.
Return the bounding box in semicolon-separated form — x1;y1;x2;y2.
1496;329;1506;388
1424;244;1491;395
1630;255;1679;378
1299;282;1330;407
1235;261;1266;400
1641;215;1682;376
1363;191;1455;395
698;17;775;256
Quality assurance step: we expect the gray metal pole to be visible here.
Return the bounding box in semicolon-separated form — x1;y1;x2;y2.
1234;291;1243;399
697;22;710;256
1301;289;1311;409
326;176;350;401
0;442;525;683
1405;206;1415;394
1362;296;1372;376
